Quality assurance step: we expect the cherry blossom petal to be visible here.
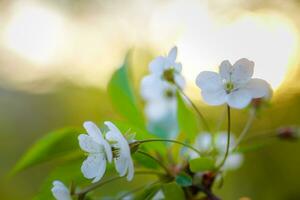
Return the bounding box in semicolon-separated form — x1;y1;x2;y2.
219;60;232;81
104;121;124;141
52;181;72;200
149;56;165;74
196;71;224;91
115;156;127;177
126;157;134;181
140;75;166;101
167;46;177;62
102;139;113;163
81;154;106;183
227;89;252;109
174;74;185;89
145;100;174;121
78;134;101;153
245;78;272;98
223;153;244;170
201;89;227;106
214;132;236;153
195;132;212;152
174;62;182;72
231;58;254;84
83;121;104;144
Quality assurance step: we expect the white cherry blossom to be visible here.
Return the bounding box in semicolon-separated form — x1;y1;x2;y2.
51;180;72;200
192;132;243;171
78;121;112;183
149;46;185;88
141;75;177;121
104;121;134;181
196;58;271;109
140;47;185;122
214;132;244;170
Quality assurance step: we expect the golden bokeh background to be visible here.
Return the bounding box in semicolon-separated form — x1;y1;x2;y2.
0;0;300;199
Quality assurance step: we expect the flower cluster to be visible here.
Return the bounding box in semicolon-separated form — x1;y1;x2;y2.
191;132;243;170
141;46;185;121
47;46;278;200
52;121;134;200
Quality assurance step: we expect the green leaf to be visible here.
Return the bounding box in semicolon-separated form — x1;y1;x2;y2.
189;157;215;172
162;182;185;200
177;93;199;141
11;127;81;175
175;172;193;187
107;53;144;128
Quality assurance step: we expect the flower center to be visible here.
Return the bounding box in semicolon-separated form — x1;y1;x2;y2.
164;89;175;99
112;147;120;158
225;82;234;94
163;68;175;83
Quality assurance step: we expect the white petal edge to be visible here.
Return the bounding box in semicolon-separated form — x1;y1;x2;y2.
78;134;101;153
227;89;252;109
245;78;272;99
174;74;185;89
201;89;227;106
167;46;177;62
126;157;134;181
83;121;104;143
196;71;224;91
81;154;106;183
195;133;212;152
219;60;232;81
149;56;165;74
52;181;71;200
231;58;254;84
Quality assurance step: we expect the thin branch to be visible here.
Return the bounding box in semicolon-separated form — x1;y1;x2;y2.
215;105;231;171
234;110;256;149
137;150;170;174
176;85;211;132
117;179;162;200
76;170;165;199
138;139;201;156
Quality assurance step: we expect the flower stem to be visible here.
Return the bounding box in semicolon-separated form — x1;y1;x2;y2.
76;171;165;199
233;110;256;150
138;139;201;156
77;176;122;199
137;150;170;174
117;179;162;200
216;105;231;171
175;85;211;132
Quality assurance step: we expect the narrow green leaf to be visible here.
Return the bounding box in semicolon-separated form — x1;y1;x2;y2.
175;172;193;187
177;93;199;141
107;53;144;128
162;182;185;200
11;127;81;175
189;157;215;172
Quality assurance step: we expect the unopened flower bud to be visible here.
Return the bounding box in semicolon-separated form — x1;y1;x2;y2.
277;126;299;140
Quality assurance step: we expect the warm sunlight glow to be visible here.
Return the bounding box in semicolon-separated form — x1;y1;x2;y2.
3;3;65;65
177;11;299;90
